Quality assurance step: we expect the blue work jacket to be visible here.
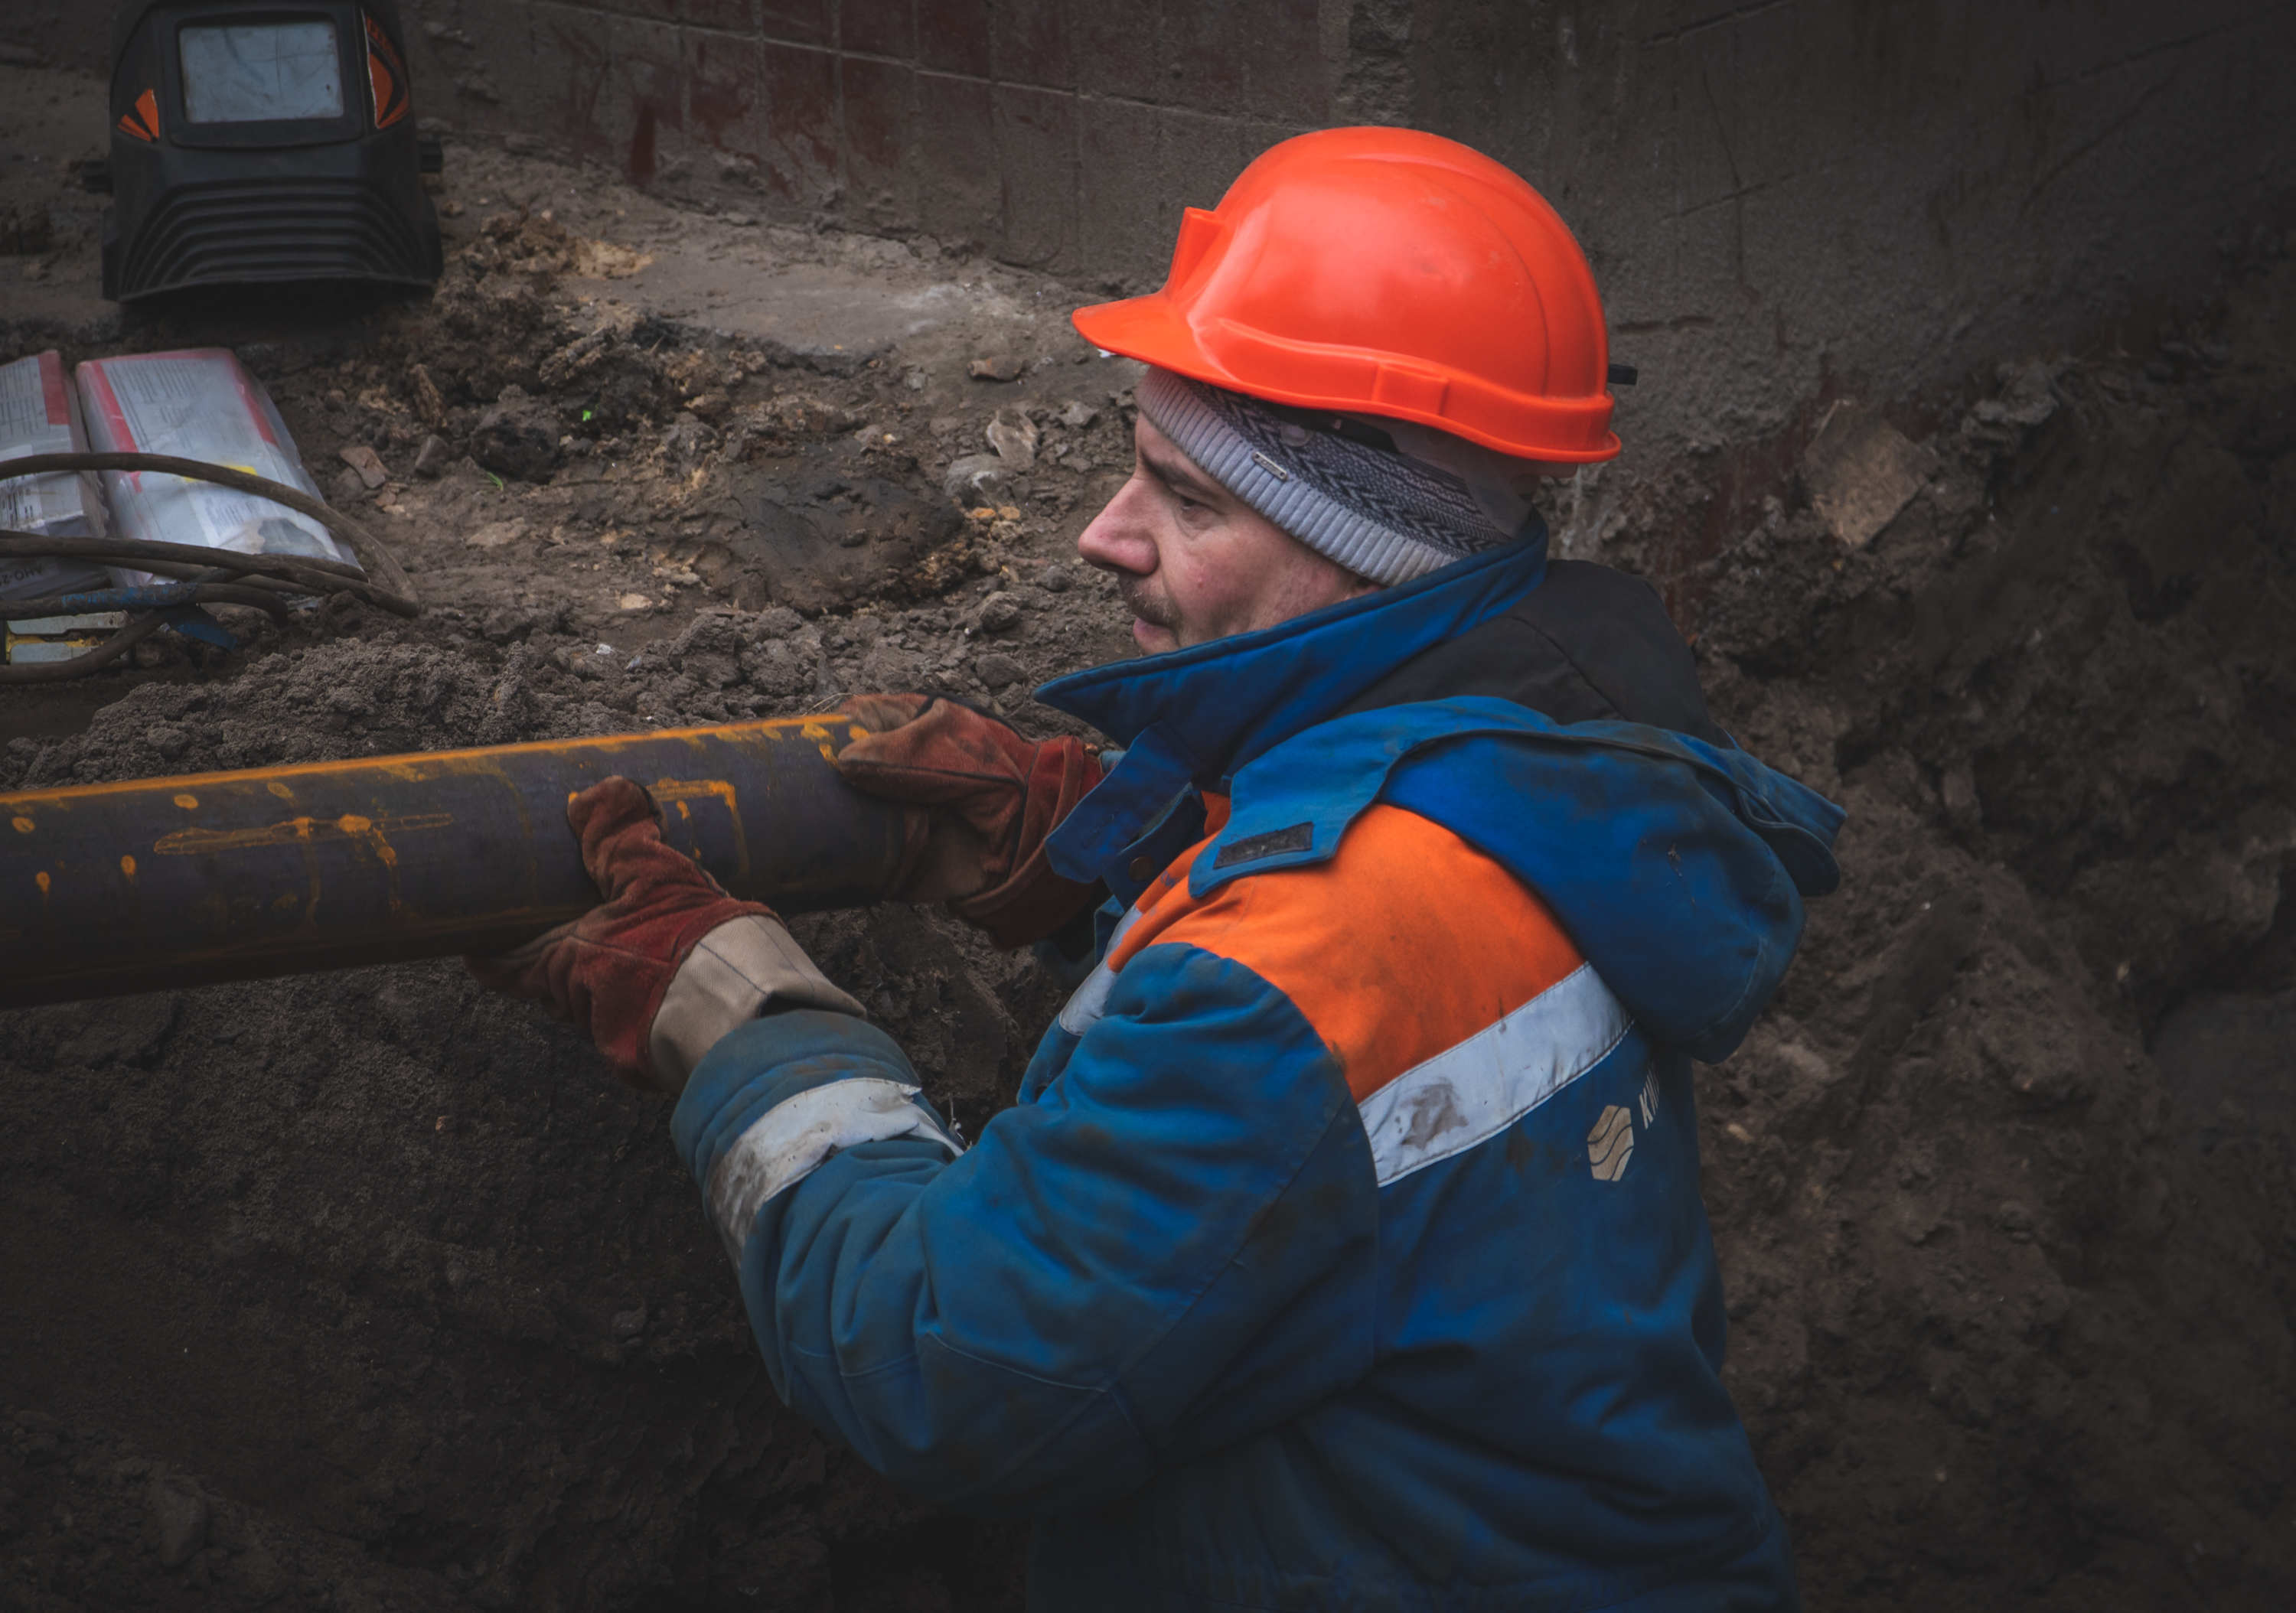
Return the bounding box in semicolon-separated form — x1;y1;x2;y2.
673;527;1842;1609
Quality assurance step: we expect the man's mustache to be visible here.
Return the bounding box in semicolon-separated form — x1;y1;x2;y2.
1119;574;1182;631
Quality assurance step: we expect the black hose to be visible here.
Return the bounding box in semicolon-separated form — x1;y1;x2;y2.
184;584;296;620
0;544;311;598
2;579;295;622
0;564;301;684
0;450;420;604
1;451;426;683
0;540;400;682
0;533;405;617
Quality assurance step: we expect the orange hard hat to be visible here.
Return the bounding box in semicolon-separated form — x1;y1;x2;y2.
1073;127;1619;464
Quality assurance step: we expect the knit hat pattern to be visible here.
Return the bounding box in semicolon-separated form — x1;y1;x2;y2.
1133;367;1519;585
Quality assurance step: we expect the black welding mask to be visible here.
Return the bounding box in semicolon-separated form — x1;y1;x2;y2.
91;0;444;301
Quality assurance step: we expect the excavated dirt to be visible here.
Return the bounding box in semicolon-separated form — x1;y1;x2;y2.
1671;278;2296;1605
5;122;2296;1611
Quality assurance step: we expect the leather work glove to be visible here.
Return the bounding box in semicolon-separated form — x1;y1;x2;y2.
467;777;860;1094
833;694;1104;950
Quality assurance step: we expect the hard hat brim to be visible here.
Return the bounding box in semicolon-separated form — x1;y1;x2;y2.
1072;295;1623;466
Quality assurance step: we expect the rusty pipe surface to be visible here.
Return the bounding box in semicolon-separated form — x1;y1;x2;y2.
0;716;908;1010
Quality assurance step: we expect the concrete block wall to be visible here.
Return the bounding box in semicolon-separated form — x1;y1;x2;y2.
397;1;1333;280
38;5;2283;415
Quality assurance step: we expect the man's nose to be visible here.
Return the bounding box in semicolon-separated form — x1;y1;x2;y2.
1075;478;1159;576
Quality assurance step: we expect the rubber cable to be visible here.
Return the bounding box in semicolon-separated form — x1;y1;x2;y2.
2;453;423;681
1;450;420;603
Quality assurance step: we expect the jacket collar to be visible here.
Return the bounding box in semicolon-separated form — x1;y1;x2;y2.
1037;522;1549;775
1036;524;1548;886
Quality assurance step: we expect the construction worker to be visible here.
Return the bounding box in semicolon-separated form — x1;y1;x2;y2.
474;129;1841;1609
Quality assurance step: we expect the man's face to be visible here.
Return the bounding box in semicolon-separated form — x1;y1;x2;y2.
1075;414;1375;653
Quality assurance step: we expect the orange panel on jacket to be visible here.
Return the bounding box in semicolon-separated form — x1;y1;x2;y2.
1108;804;1586;1101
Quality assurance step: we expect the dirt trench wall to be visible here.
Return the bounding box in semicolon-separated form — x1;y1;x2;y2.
1683;265;2296;1604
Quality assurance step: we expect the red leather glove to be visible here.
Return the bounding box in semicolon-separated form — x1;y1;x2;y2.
466;777;774;1093
834;694;1104;950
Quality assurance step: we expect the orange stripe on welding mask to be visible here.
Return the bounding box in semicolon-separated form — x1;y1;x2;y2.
118;88;159;141
1108;804;1586;1103
364;12;409;129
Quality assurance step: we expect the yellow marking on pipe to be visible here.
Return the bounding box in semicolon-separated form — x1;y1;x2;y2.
11;816;33;833
120;855;137;879
0;718;847;809
650;778;748;884
173;793;198;809
152;812;452;855
34;870;50;898
651;779;737;807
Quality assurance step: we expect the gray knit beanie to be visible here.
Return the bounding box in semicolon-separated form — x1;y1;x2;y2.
1133;367;1549;585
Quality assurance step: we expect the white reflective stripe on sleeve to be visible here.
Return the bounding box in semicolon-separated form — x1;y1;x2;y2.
1358;963;1634;1188
706;1077;960;1262
1055;903;1146;1037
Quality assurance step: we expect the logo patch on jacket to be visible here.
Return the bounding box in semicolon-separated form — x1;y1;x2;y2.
1212;822;1313;868
1588;1103;1635;1182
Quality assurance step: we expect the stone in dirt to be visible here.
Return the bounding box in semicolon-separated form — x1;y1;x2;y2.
409;361;446;428
0;199;53;254
148;1475;208;1567
986;407;1039;468
972;591;1022;634
943;452;1011;505
463;516;531;548
469;386;562;482
1798;399;1940;549
973;651;1026;689
338;445;389;488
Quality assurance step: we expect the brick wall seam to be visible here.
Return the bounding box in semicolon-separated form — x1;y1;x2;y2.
828;4;846;210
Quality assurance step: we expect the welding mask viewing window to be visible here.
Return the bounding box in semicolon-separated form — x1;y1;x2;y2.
88;0;444;301
179;21;347;123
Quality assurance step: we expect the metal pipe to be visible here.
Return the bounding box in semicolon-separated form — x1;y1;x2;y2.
0;716;908;1010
